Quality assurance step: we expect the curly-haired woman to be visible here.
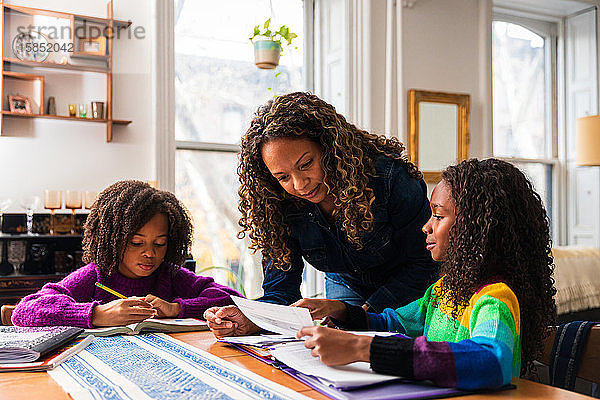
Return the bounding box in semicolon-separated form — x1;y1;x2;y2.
12;180;241;328
205;92;437;337
293;159;557;390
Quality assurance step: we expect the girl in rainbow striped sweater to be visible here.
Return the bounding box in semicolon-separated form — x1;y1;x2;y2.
297;159;557;390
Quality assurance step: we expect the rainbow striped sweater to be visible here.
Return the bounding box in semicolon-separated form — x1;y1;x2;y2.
342;278;520;390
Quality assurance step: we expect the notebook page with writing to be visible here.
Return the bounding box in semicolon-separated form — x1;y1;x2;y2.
270;341;398;388
231;296;313;336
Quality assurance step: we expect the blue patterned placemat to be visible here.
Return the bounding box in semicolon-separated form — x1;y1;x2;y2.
48;333;310;400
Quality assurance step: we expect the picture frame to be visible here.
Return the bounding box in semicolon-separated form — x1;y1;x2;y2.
8;95;32;114
79;36;106;56
407;89;470;183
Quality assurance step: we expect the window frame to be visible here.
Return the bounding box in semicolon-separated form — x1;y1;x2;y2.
492;10;564;244
174;0;314;155
171;0;315;296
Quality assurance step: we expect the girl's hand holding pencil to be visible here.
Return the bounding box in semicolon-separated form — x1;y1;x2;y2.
91;297;156;327
92;282;156;327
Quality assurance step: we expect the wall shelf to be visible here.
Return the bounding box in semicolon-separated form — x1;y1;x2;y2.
1;111;131;125
69;53;110;61
2;3;131;28
1;1;132;142
3;57;108;74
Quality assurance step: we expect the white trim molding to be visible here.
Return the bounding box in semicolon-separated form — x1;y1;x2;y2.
153;0;176;192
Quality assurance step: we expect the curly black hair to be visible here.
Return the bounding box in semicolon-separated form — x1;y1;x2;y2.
82;180;193;276
437;158;556;375
238;91;421;270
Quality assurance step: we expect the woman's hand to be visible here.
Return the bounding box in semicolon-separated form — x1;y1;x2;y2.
290;298;348;321
91;297;157;327
203;305;260;338
144;294;181;318
297;326;373;366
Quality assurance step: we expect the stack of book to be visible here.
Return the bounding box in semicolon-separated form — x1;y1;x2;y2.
0;326;92;372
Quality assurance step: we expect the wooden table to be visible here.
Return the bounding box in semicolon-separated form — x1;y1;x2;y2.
0;331;592;400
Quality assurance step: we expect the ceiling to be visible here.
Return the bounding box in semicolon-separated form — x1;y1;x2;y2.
494;0;596;17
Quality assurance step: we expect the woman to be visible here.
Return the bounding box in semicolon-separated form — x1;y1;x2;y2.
206;92;437;336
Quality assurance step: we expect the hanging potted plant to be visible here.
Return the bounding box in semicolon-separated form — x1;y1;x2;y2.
249;18;297;69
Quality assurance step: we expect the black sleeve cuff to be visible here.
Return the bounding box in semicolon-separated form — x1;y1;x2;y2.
330;302;368;330
370;336;415;378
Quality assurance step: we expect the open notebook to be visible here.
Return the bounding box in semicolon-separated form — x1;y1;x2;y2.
81;318;208;337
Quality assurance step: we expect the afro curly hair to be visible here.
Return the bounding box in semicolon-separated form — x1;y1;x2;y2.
438;158;556;375
238;91;421;270
82;180;193;276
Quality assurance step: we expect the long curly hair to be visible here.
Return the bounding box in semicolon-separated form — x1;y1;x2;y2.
238;91;421;270
82;180;193;276
438;159;556;375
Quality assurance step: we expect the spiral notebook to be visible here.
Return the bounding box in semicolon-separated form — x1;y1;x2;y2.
0;325;84;363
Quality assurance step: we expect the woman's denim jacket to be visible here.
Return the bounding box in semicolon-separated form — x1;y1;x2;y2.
257;156;438;312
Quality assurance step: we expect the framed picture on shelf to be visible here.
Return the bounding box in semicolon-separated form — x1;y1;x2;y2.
79;36;106;56
8;95;32;114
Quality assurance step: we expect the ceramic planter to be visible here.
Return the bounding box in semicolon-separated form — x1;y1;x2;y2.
253;40;281;69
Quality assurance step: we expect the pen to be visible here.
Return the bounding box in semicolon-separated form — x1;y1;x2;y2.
95;282;127;299
48;335;94;369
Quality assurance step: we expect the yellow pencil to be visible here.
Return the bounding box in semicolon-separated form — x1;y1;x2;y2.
95;282;127;299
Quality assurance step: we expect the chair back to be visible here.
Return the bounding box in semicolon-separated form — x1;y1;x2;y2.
0;305;15;325
536;321;600;396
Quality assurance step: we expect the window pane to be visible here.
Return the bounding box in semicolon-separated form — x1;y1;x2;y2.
512;162;553;235
174;0;304;143
493;21;548;158
175;150;263;298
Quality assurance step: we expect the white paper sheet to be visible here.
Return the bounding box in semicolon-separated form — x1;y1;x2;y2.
270;341;399;388
219;334;301;348
231;296;313;336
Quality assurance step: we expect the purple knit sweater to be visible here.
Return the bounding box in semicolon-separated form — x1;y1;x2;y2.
12;263;241;328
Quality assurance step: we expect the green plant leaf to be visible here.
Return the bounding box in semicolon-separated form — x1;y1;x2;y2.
250;19;297;48
274;72;281;78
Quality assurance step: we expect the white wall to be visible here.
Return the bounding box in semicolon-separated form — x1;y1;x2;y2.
0;0;155;211
400;0;492;158
317;0;492;158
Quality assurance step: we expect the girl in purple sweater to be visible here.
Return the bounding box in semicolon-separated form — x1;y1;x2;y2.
12;180;241;328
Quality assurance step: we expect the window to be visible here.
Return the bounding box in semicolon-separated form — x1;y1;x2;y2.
492;15;558;237
174;0;307;297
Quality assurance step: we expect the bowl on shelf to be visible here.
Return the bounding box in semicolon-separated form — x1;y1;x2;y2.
74;213;89;235
32;213;51;234
1;213;27;234
53;213;72;235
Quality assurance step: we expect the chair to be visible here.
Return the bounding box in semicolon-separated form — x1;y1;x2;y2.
1;305;15;325
534;321;600;397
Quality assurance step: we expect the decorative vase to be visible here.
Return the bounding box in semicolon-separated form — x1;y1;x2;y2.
253;40;281;69
47;96;56;115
